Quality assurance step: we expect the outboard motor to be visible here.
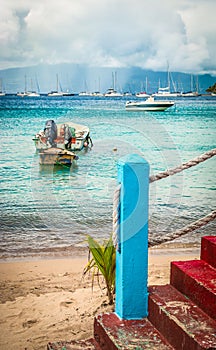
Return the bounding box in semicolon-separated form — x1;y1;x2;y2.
44;120;57;146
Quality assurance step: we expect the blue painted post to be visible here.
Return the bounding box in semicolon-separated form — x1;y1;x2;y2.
115;154;149;320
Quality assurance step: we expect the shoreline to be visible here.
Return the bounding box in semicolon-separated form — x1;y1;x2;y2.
0;245;200;350
0;241;201;263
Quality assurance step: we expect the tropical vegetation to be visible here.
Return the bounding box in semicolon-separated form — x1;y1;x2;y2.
83;234;116;305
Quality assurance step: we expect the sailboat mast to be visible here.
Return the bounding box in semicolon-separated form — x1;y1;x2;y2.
25;75;27;93
196;75;199;93
56;74;59;92
112;72;116;90
35;75;40;93
167;62;170;90
191;74;193;91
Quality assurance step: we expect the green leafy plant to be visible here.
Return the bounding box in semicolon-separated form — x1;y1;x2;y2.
83;234;116;305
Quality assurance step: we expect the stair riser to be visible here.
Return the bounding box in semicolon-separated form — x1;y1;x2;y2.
201;236;216;268
94;318;118;350
171;264;216;320
148;296;207;350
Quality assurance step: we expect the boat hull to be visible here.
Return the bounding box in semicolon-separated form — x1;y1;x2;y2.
47;92;63;96
39;148;78;166
126;101;174;111
152;92;180;97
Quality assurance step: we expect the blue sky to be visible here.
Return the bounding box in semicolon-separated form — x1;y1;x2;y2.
1;0;215;75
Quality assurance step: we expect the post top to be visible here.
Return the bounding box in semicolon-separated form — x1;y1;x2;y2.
118;153;149;166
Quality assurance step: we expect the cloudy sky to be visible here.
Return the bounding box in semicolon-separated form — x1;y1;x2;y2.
1;0;215;75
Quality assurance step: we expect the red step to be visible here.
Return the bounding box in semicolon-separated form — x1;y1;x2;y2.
148;284;216;350
170;259;216;320
201;236;216;268
94;312;174;350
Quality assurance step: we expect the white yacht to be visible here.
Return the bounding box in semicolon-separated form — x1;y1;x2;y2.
27;91;40;97
104;88;123;97
126;96;175;111
153;86;181;97
47;91;63;97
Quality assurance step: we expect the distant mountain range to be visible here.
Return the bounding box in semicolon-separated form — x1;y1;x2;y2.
0;63;215;94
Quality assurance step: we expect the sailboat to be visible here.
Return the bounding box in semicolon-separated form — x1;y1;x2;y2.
26;77;40;97
48;74;64;96
153;65;181;97
17;75;29;97
27;91;40;97
104;72;123;97
17;75;40;97
61;89;75;96
91;77;103;96
136;77;150;98
181;75;200;97
78;80;92;96
0;79;5;96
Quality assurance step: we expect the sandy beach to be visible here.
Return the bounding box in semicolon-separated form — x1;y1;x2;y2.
0;246;200;350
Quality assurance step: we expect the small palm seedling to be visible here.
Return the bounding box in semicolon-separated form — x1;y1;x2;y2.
83;234;116;305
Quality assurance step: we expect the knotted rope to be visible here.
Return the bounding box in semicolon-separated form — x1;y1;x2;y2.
112;148;216;248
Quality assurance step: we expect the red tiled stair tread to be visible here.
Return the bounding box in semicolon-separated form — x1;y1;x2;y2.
148;284;216;350
201;236;216;268
170;259;216;320
94;312;174;350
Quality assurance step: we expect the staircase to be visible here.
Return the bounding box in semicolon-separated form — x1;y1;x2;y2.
93;236;216;350
47;236;216;349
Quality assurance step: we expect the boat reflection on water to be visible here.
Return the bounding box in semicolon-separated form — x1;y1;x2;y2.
38;158;78;176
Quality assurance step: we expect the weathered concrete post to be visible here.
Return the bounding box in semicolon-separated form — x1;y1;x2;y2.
115;154;149;320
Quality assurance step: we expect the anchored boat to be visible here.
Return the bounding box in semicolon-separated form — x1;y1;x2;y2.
125;96;175;111
39;147;78;166
33;120;93;152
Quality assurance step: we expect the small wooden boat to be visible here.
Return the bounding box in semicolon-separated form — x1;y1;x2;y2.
33;120;93;152
39;147;78;166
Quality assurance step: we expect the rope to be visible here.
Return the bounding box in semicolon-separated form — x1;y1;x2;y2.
112;148;216;248
148;210;216;247
149;148;216;183
112;184;121;250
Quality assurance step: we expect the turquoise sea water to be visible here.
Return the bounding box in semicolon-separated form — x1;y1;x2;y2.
0;95;215;259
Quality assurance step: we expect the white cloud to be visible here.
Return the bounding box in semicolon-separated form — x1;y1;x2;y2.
0;0;215;74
